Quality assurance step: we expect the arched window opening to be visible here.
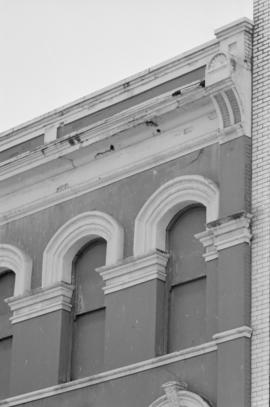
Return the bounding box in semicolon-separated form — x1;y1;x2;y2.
0;270;15;398
166;205;206;353
70;238;106;380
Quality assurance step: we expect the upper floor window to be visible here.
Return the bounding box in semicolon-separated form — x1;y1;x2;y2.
0;270;15;398
70;238;106;380
166;205;206;352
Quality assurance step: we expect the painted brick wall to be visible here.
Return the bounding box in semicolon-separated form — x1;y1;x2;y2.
252;1;270;406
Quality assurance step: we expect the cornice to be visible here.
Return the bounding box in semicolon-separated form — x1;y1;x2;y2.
0;39;218;148
6;283;74;324
0;18;251;149
0;324;251;406
97;250;169;294
195;212;252;261
0;83;208;181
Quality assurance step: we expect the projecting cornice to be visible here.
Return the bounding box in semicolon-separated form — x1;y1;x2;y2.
0;18;252;225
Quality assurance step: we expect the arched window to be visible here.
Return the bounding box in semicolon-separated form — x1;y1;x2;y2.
71;238;106;379
42;211;124;381
166;205;207;352
0;270;15;398
0;244;32;398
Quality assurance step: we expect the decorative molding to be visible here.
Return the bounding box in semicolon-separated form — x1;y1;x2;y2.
0;244;32;296
134;175;219;257
42;211;124;287
97;250;169;294
0;128;224;226
213;325;252;344
0;85;208;182
0;35;218;150
195;230;219;261
0;323;251;406
0;18;251;154
149;381;211;407
5;283;74;324
195;212;252;261
206;52;235;88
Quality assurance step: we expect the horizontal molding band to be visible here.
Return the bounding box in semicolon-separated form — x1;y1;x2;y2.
0;126;249;227
0;326;251;406
213;325;252;343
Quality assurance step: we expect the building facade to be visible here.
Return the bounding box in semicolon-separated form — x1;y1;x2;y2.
0;5;267;406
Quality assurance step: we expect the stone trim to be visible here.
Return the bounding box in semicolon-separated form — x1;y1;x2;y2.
213;325;252;343
0;244;32;296
195;212;252;261
5;283;74;324
97;250;169;294
0;129;225;227
134;175;219;257
0;324;251;407
149;381;211;407
42;211;124;287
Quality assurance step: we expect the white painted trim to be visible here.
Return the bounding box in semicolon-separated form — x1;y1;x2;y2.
0;324;251;406
134;175;219;257
195;212;252;261
5;283;74;324
97;251;169;294
194;230;218;261
0;128;222;226
0;86;209;181
150;383;211;407
0;18;250;150
42;211;124;287
0;37;218;147
212;326;252;343
0;244;32;296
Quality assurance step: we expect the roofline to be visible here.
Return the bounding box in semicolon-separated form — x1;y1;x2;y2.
0;17;252;140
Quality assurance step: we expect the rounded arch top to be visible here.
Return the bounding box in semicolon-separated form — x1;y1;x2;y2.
149;390;211;407
42;211;124;287
0;243;32;296
149;382;211;407
134;175;219;256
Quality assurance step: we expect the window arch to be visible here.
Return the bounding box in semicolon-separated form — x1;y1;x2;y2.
0;244;32;296
42;211;124;380
42;211;124;287
133;175;219;257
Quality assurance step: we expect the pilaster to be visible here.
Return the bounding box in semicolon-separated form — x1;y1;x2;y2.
6;283;73;395
97;251;169;370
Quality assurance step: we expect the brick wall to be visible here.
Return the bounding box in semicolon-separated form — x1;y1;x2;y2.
252;1;270;406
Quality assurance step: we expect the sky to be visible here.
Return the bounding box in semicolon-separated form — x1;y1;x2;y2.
0;0;253;134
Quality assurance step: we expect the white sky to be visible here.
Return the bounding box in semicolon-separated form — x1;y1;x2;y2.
0;0;252;133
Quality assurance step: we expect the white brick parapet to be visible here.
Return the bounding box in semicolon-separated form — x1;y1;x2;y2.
5;282;74;324
195;212;252;261
97;250;169;294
